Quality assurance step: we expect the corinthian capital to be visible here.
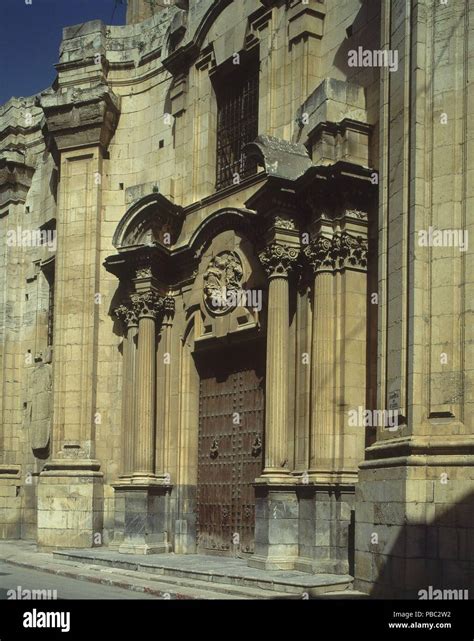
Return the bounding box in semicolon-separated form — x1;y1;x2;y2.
258;243;299;279
131;291;163;320
339;232;368;270
113;303;138;329
304;232;368;274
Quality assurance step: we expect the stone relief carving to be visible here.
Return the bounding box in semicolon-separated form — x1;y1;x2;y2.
135;266;153;279
258;243;299;278
304;232;368;273
114;303;139;328
339;232;368;269
131;290;164;319
203;251;244;314
163;295;176;317
273;216;296;230
26;363;52;453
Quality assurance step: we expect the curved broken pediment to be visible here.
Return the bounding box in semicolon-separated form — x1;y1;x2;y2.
113;192;184;250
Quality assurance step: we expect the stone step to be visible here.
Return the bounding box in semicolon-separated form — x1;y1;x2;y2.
98;566;295;599
53;549;354;597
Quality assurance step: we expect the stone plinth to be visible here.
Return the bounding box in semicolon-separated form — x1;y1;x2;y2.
112;480;171;555
37;460;103;549
248;485;299;571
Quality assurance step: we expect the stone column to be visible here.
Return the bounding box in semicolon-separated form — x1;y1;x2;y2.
249;242;299;570
114;303;138;478
113;287;169;555
259;244;298;477
131;291;162;478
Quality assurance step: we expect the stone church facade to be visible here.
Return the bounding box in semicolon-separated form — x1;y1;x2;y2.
0;0;472;598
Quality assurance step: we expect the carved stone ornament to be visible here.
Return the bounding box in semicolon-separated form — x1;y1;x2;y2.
163;296;176;317
203;251;244;315
135;266;153;279
304;232;368;273
131;291;164;319
258;243;299;278
339;232;368;269
113;303;138;328
274;216;296;230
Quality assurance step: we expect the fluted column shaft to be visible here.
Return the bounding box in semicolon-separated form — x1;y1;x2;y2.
114;303;139;477
265;275;290;474
304;231;368;475
123;323;138;476
259;243;298;477
134;316;156;476
155;296;175;477
310;271;335;471
131;291;162;478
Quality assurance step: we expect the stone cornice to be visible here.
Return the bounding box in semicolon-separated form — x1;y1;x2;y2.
39;85;120;153
360;436;474;469
0;150;35;207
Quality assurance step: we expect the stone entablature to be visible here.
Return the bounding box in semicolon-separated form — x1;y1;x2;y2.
39;86;120;153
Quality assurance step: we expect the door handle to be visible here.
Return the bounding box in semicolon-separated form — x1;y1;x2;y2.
210;438;219;458
251;435;262;457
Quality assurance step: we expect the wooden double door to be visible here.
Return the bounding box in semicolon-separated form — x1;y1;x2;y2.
196;341;265;556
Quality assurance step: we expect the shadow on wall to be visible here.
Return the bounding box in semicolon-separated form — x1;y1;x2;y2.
367;490;474;599
332;0;381;88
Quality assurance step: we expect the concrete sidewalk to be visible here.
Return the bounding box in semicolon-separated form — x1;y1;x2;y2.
0;541;365;600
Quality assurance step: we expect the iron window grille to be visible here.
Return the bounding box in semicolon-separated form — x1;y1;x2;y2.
215;58;259;190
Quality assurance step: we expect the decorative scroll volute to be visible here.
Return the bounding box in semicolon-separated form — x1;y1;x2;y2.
258;243;299;279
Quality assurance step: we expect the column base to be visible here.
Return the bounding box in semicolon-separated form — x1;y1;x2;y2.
112;479;172;555
37;459;103;549
248;484;299;571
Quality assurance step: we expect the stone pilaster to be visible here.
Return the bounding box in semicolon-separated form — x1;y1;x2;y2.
156;296;175;478
305;230;368;479
114;303;139;478
37;85;120;549
355;0;474;597
296;224;368;574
